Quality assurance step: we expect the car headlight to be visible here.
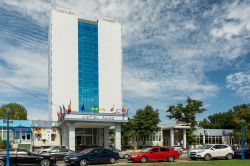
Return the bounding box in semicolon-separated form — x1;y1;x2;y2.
70;157;78;160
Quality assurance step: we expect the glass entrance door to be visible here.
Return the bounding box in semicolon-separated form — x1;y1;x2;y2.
75;128;98;146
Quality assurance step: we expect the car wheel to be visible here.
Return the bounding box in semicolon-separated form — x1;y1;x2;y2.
204;154;211;161
40;159;50;166
167;156;175;162
140;156;148;163
124;154;129;159
110;157;116;164
0;160;5;166
226;153;233;160
80;159;88;166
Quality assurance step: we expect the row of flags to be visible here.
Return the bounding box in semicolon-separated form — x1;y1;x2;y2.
57;100;71;120
56;100;128;121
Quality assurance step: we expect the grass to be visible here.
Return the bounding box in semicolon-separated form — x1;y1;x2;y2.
112;160;250;166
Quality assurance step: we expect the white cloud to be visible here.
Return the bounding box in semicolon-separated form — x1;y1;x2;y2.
210;1;250;40
2;0;50;27
226;72;250;98
0;46;48;92
1;0;249;118
27;108;49;120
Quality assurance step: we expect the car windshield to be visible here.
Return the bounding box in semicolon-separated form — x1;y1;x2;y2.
79;148;94;154
141;148;151;152
201;145;213;149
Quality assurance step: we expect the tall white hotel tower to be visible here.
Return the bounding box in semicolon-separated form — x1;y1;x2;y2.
49;8;127;150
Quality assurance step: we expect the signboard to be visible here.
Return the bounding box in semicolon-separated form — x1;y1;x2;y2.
65;113;128;122
3;120;13;123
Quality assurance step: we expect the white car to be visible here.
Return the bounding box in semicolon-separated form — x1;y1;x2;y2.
188;144;234;161
172;145;183;155
39;145;68;154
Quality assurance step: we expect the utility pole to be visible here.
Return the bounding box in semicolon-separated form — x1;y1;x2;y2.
6;108;11;166
240;119;246;160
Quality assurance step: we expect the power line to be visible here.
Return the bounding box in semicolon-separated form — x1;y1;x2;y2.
0;79;59;108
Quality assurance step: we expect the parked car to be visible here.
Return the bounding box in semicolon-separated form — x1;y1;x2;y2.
42;147;75;160
127;147;179;163
234;147;250;159
172;145;183;155
188;144;234;161
39;145;68;154
0;149;56;166
108;148;140;159
64;148;120;166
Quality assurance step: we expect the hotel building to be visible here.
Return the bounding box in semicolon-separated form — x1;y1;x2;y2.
49;8;127;151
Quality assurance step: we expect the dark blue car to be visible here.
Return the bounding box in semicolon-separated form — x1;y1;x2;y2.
64;148;119;166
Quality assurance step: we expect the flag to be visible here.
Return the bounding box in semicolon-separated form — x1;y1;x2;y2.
63;105;66;115
59;106;63;115
110;105;114;112
81;104;85;111
57;112;60;120
68;100;72;113
122;107;127;114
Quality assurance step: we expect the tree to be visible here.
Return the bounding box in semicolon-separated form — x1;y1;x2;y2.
121;118;136;148
199;103;250;144
166;97;206;145
133;105;160;147
199;111;235;129
231;104;250;144
0;103;28;120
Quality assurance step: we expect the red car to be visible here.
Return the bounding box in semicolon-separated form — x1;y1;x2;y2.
127;147;179;163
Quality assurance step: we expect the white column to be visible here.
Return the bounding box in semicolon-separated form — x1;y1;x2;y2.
68;123;75;151
183;129;187;149
160;130;164;146
115;125;121;150
203;134;205;144
98;128;104;147
170;128;174;146
104;127;109;148
62;125;68;146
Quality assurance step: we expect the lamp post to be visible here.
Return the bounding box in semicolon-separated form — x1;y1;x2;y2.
6;108;11;166
240;119;246;160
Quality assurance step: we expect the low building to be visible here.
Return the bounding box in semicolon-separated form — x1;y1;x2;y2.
32;120;61;150
122;122;189;149
122;122;234;150
0;119;32;150
193;128;233;146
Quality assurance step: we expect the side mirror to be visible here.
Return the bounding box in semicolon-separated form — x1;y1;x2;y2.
211;148;215;151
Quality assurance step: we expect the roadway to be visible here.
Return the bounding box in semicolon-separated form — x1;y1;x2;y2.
56;155;190;165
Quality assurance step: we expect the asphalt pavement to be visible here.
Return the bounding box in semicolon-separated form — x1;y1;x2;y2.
56;154;190;166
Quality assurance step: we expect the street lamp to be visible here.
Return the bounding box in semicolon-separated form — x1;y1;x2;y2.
6;108;11;166
240;119;246;160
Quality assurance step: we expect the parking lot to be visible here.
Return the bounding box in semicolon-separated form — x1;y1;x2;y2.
55;155;194;166
56;158;250;166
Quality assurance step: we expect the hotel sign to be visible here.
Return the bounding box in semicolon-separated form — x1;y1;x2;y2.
65;113;128;122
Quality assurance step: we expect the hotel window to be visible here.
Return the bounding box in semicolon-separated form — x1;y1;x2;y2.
78;20;99;112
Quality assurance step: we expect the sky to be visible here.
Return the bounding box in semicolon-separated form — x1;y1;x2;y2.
0;0;250;122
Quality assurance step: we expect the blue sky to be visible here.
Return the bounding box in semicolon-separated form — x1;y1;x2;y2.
0;0;250;122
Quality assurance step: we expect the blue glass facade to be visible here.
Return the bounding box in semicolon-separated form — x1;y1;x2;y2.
78;20;99;112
